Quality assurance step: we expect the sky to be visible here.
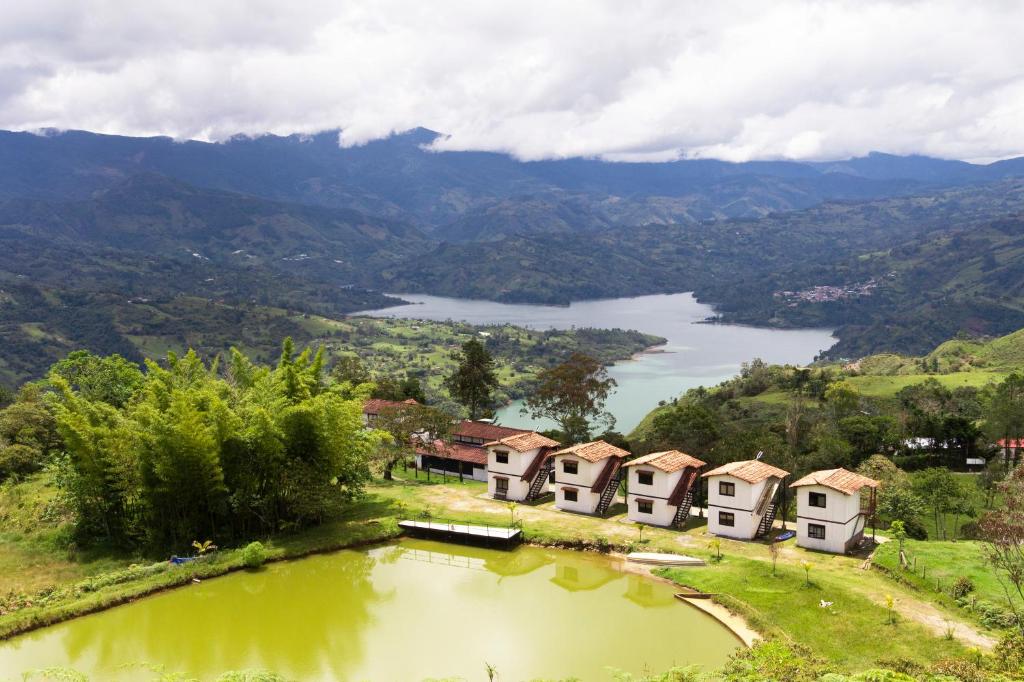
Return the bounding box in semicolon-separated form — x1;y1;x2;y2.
2;0;1023;163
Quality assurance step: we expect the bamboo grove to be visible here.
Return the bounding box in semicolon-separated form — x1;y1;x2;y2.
46;340;388;550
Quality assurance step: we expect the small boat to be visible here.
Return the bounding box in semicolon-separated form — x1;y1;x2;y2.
626;552;705;566
773;531;796;542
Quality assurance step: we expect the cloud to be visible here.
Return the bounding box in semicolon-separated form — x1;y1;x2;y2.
1;0;1022;162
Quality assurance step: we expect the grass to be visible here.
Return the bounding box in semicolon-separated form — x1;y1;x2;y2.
0;472;992;672
874;538;1015;612
845;371;1006;398
656;556;963;669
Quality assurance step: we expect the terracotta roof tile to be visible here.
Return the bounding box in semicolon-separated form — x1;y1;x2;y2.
625;450;706;473
789;468;879;494
486;432;562;452
552;440;630;463
702;459;789;484
415;440;487;466
363;398;419;415
454;420;530;441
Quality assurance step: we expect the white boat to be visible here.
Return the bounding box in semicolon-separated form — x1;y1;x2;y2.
626;552;705;566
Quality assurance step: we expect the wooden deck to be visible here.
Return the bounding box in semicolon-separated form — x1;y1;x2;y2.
398;520;522;548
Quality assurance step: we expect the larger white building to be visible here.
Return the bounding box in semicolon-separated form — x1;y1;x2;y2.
789;468;879;554
623;450;706;527
702;459;789;540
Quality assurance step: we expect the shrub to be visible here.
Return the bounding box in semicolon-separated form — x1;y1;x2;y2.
0;444;41;481
958;520;981;540
949;575;974;599
901;517;929;540
241;541;267;569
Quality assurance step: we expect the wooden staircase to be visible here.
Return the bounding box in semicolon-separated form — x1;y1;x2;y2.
593;459;623;516
668;468;700;527
754;477;782;539
525;456;554;500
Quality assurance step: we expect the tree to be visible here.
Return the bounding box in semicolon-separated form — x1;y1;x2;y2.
823;381;861;423
373;403;453;481
978;457;1008;508
912;468;964;540
877;483;926;527
444;338;499;419
986;373;1024;465
49;350;144;408
979;466;1024;636
331;355;371;387
523;353;615;443
651;402;720;454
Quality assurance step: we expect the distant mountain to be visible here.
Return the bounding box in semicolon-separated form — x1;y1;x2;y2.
3;128;1023;234
3;126;1024;381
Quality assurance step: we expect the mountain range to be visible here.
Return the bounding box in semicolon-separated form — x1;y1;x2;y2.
3;126;1024;384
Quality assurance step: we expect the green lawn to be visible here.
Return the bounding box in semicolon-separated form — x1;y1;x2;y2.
874;538;1014;613
658;556;964;669
846;371;1006;398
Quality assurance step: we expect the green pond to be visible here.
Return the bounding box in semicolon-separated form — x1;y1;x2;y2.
0;540;740;681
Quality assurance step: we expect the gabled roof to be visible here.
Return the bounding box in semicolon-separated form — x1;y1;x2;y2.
552;440;630;463
789;468;879;495
486;432;561;452
363;398;419;415
702;459;789;484
415;440;488;466
454;420;530;441
624;450;706;473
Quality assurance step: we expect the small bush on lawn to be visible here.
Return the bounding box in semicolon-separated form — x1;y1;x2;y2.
949;576;974;599
242;541;267;569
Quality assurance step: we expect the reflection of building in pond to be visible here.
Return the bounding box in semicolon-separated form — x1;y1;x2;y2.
395;541;549;578
549;559;619;592
623;574;676;608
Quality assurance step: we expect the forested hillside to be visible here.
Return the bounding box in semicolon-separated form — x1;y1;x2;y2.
4;128;1024;377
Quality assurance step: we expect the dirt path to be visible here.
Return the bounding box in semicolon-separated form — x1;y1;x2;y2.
859;588;997;649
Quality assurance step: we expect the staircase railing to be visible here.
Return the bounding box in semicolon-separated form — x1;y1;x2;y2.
754;478;780;517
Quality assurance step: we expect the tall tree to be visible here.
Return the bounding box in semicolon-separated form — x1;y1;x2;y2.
986;373;1024;464
444;338;499;419
523;353;615;443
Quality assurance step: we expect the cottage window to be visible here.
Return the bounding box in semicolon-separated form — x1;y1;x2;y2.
564;488;578;502
719;481;735;497
495;451;509;465
808;523;826;540
719;511;735;527
808;492;827;508
563;460;579;475
637;499;653;514
637;471;654;486
495;477;509;495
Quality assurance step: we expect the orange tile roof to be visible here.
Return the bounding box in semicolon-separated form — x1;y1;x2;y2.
624;450;706;473
552;440;630;463
789;468;879;494
363;398;419;415
702;459;789;484
415;439;488;466
486;432;562;452
454;420;530;441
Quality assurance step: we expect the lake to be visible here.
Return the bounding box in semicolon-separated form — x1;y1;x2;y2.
358;293;835;433
0;540;741;680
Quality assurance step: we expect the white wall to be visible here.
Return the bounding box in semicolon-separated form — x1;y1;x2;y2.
706;474;775;540
486;445;544;501
626;467;683;527
795;485;865;553
553;455;606;514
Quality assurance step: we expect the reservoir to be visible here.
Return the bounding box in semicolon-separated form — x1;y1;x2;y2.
0;540;741;681
358;292;835;433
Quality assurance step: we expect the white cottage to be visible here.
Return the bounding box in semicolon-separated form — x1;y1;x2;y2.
789;468;879;554
703;460;789;540
485;432;562;501
552;441;630;515
623;451;706;527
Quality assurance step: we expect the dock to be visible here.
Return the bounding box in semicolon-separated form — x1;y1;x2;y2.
398;520;522;548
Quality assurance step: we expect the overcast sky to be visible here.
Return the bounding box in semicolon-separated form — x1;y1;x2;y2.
2;0;1023;162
